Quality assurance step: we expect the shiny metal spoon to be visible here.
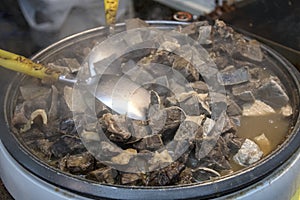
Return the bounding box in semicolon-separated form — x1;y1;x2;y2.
0;48;150;120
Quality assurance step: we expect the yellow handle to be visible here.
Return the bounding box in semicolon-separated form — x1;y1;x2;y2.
0;49;60;81
291;186;300;200
104;0;119;25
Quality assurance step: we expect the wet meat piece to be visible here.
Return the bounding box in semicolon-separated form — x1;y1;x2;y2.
149;106;185;134
102;113;131;142
34;139;53;157
232;82;257;104
242;100;275;116
12;103;29;128
208;92;227;118
180;95;204;116
233;39;263;62
188;81;209;93
50;139;71;158
133;134;164;151
198;25;212;44
19;98;49;120
233;139;263;166
50;137;86;158
19;84;51;101
62;153;95;174
222;115;238;133
138;50;172;67
227;99;242;116
223;132;244;154
213;20;235;40
111;148;137;165
178;168;194;185
179;21;210;35
233;90;255;103
86;167;118;184
21;128;47;145
217;67;250;86
172;56;199;82
256;79;289;109
59;118;77;135
120;173;142;185
164;107;186;128
196;136;231;171
145;161;185;186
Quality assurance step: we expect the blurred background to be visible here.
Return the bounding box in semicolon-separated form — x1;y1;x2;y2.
0;0;299;198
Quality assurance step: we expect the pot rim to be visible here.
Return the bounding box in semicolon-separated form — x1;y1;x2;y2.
0;21;299;199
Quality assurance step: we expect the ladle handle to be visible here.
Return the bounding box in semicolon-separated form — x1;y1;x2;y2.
0;49;61;81
104;0;119;25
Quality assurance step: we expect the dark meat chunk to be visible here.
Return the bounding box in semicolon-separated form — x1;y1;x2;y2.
65;153;94;174
227;99;242;116
188;81;209;93
196;137;231;171
12;96;49;129
19;83;51;101
120;173;142;185
50;136;85;158
21;128;46;144
144;161;185;186
101;113;131;142
149;106;185;134
256;79;289;109
86;167;118;184
138;50;172;67
233;90;255;103
50;139;72;158
36;139;53;157
217;66;250;86
178;168;194;185
172;56;199;82
223;132;245;154
164;107;186;129
59;118;77;135
11;103;28;128
231;81;258;104
222;115;238;133
133;134;164;151
242;100;275;116
233;39;263;62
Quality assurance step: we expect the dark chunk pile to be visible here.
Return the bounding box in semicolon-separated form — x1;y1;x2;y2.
11;20;292;186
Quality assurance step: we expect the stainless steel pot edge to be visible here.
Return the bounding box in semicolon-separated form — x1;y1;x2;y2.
0;21;299;200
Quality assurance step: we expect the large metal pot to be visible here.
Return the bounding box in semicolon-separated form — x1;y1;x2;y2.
0;21;299;200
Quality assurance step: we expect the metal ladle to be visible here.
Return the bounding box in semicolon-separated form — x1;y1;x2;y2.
0;48;150;121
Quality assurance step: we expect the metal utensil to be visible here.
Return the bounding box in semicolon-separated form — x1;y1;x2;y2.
0;48;150;120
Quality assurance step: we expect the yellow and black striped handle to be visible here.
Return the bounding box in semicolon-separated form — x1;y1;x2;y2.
104;0;119;25
0;49;61;81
